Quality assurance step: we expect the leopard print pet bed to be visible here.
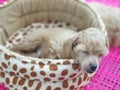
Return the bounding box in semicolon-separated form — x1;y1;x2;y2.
0;0;107;90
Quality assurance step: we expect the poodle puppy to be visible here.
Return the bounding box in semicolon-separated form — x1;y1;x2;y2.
9;27;108;73
91;3;120;47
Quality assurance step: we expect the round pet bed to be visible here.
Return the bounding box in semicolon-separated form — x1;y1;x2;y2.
0;0;106;90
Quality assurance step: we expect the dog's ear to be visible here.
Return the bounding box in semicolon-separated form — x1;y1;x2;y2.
72;37;79;49
106;37;109;48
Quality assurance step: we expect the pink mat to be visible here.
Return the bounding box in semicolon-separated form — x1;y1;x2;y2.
86;0;120;8
84;0;120;90
0;0;8;4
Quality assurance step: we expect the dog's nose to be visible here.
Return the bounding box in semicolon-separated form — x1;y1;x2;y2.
87;64;97;73
90;63;97;72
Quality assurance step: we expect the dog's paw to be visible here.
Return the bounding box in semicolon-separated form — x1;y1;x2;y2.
40;48;58;59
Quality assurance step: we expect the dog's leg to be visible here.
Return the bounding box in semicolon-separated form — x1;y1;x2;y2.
9;39;41;53
40;48;58;59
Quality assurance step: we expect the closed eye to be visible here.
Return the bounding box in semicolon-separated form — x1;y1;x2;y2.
82;50;89;55
98;53;104;58
95;51;105;58
94;51;105;58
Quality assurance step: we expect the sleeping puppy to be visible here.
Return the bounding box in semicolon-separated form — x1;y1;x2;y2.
63;28;108;73
9;28;108;73
91;3;120;47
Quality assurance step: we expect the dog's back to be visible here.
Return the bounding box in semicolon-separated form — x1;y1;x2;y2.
91;3;120;47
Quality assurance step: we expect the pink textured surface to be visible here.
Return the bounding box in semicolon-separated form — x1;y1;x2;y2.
86;0;120;7
0;0;8;4
0;83;7;90
84;0;120;90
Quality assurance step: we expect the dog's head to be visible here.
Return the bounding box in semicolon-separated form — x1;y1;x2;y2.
72;28;109;73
